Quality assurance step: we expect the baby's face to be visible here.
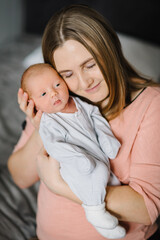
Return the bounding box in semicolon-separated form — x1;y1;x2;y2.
27;67;69;113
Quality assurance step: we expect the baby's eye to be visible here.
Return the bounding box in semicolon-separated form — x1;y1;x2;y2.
41;92;46;97
56;83;60;87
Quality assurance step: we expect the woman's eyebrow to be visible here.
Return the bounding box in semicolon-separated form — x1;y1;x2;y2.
58;69;71;74
80;57;94;67
58;57;94;74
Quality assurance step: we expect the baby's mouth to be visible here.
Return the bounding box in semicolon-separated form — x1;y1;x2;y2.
53;99;61;106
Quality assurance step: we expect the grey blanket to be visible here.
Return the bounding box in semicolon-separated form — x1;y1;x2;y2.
0;34;41;240
0;166;39;240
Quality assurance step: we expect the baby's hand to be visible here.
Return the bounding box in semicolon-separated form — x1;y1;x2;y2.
18;88;42;129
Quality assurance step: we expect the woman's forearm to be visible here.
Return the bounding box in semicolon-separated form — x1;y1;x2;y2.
105;185;151;225
48;176;151;225
8;130;42;188
34;149;152;225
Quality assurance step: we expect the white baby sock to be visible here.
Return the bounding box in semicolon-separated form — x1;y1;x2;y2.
82;202;118;229
95;225;126;239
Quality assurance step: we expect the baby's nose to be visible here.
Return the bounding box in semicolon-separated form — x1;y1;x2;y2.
50;89;57;97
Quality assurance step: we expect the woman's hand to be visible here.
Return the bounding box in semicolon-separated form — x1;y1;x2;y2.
18;88;42;129
36;147;82;203
36;147;63;194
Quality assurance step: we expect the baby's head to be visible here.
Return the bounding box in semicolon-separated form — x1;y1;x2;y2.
21;63;69;113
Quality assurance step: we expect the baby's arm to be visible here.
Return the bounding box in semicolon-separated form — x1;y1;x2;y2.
39;115;98;175
91;105;121;159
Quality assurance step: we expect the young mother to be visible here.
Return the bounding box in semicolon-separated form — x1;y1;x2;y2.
8;4;160;240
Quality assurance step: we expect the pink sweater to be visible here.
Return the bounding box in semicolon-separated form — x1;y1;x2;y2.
14;87;160;240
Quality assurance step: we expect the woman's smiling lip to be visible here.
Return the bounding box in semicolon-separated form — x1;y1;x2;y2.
85;82;101;93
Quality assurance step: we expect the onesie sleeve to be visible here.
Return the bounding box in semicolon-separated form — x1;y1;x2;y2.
13;117;35;152
90;105;121;159
39;114;97;174
39;114;66;154
129;94;160;224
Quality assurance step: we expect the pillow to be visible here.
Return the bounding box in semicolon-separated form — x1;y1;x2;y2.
22;46;44;68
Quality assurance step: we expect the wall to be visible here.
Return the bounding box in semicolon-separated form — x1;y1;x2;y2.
24;0;160;46
0;0;25;45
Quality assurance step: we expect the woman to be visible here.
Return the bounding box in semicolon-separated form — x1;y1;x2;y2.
8;4;160;240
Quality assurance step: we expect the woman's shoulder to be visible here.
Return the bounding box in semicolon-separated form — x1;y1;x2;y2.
128;86;160;123
142;86;160;107
115;86;160;124
146;86;160;95
131;86;160;109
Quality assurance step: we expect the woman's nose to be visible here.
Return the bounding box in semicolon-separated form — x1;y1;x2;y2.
77;72;94;89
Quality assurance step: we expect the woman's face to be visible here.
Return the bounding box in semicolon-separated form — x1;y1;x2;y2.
53;40;109;103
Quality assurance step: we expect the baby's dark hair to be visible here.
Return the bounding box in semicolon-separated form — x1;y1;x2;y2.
21;63;53;97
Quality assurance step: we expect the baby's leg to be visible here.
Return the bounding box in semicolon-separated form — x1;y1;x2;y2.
81;161;126;238
61;159;126;238
95;225;126;239
82;202;118;229
81;161;118;228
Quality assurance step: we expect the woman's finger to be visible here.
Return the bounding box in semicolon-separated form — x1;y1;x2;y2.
17;88;23;104
49;156;60;169
19;92;28;112
33;110;43;129
37;149;49;170
18;89;42;129
26;99;35;118
39;146;49;157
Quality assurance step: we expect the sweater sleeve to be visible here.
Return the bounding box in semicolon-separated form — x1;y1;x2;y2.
129;94;160;224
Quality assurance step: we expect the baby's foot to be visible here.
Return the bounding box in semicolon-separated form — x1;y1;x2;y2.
82;203;118;229
95;225;126;239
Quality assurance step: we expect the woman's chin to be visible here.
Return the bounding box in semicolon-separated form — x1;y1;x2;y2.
89;94;109;104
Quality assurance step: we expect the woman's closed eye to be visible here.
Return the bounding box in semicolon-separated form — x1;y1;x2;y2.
85;62;96;70
60;71;73;79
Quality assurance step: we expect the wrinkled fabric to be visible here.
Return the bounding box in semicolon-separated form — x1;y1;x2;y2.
0;166;39;240
39;97;120;205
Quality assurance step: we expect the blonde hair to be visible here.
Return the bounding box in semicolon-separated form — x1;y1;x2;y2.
42;4;158;120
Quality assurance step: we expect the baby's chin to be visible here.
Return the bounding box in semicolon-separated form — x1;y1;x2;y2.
40;108;58;114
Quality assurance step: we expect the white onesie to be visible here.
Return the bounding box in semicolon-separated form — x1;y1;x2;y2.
39;97;126;239
39;97;120;206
